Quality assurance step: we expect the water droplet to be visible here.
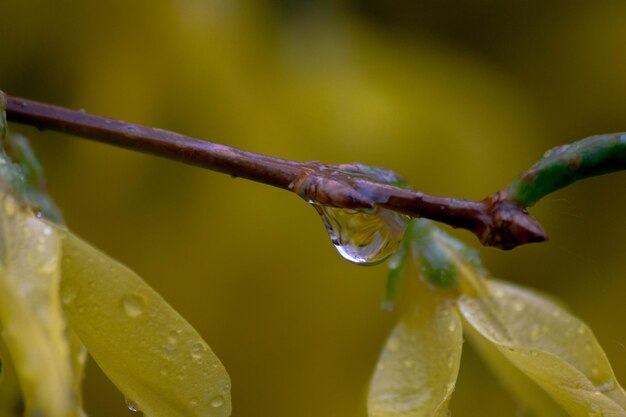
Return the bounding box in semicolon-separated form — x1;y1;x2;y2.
125;398;139;412
189;398;199;407
403;360;414;368
445;382;455;395
210;395;225;408
161;341;178;358
376;363;385;371
167;331;179;345
160;367;169;376
591;366;600;377
596;379;616;393
61;285;78;305
121;294;146;318
387;339;400;352
3;196;16;217
43;227;52;236
312;204;409;265
447;355;455;369
530;351;538;357
577;324;586;335
448;322;457;333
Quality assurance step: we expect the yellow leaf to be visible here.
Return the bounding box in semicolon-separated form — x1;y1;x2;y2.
368;274;462;417
462;318;567;417
67;328;88;417
58;228;231;417
459;279;626;417
0;194;78;417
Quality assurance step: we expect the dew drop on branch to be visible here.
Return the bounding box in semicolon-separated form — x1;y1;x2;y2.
312;204;409;265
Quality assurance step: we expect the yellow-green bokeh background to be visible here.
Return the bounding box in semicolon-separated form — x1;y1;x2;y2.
1;1;625;416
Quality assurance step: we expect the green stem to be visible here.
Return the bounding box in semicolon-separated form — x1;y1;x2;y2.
505;133;626;207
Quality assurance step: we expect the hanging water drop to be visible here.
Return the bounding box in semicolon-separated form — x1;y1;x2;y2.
298;163;412;265
125;398;139;412
313;204;409;265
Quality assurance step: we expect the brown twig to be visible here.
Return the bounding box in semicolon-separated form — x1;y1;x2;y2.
2;94;546;249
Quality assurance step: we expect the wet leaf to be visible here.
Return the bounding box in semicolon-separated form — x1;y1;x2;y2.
0;194;79;417
58;228;231;417
369;272;462;417
458;279;626;417
462;319;566;417
67;328;88;417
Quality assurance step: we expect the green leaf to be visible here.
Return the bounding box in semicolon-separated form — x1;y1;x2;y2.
58;227;231;417
0;194;79;417
458;279;626;417
369;273;463;417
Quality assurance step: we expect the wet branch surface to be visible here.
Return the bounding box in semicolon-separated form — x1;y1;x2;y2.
3;94;547;250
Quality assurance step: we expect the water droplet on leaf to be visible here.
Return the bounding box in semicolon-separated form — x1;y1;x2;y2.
125;398;139;412
313;204;409;265
596;379;616;394
121;294;146;318
61;285;78;305
210;395;225;408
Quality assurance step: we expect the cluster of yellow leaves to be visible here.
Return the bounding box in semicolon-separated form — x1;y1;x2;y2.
0;189;230;417
369;220;626;417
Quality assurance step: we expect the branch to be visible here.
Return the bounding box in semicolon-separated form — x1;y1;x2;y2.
1;92;548;249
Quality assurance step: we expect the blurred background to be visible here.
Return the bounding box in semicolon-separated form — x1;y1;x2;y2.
1;1;625;416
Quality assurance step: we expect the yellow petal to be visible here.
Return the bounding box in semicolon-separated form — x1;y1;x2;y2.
368;279;463;417
459;279;626;417
58;228;231;417
0;194;78;417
